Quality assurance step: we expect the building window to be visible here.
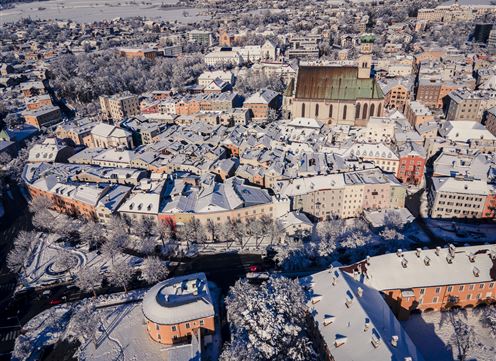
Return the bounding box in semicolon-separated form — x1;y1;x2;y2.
172;326;177;332
432;296;438;303
186;323;190;329
447;286;453;292
355;103;361;119
156;324;160;330
466;294;472;300
420;288;425;295
329;104;333;118
362;103;368;119
315;104;319;117
435;287;441;294
369;104;375;118
301;103;306;117
459;285;464;292
343;105;347;119
200;320;204;326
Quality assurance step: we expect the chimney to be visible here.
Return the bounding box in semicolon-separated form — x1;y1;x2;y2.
435;246;441;256
401;258;408;268
446;254;454;264
311;295;323;304
345;295;354;308
468;253;475;263
364;318;370;331
396;249;403;257
391;335;399;347
323;315;336;326
357;287;363;297
416;248;422;258
473;266;480;277
335;336;348;347
449;244;456;256
424;256;431;266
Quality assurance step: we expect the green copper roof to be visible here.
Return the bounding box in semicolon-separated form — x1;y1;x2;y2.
295;66;384;101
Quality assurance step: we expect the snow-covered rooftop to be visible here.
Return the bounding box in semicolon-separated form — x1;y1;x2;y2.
357;245;496;291
142;273;214;325
302;268;424;361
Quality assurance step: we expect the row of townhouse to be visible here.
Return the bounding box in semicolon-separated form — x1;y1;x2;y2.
23;161;290;228
274;168;406;220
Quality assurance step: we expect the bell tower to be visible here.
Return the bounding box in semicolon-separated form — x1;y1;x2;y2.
357;33;374;79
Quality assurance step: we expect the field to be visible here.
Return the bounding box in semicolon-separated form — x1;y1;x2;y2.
0;0;208;23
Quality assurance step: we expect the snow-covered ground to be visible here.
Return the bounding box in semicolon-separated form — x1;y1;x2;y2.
402;309;496;361
14;281;222;361
424;219;496;244
20;232;141;291
1;0;208;23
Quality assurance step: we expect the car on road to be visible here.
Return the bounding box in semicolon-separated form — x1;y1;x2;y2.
49;299;62;305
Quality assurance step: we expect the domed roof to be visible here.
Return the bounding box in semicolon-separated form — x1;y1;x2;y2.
142;272;214;325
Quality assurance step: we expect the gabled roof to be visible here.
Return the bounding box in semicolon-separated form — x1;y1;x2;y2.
295;66;384;101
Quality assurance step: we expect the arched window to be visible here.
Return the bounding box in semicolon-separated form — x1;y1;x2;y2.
329;104;333;118
377;103;382;116
369;104;375;118
355;103;361;119
343;105;347;120
315;104;319;117
362;103;368;119
301;103;306;117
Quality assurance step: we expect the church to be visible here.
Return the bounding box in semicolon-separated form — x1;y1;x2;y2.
284;35;384;126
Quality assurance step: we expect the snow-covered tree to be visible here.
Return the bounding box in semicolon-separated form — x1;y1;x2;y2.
75;266;102;298
141;256;169;284
221;276;316;361
480;305;496;339
221;219;246;246
55;250;78;279
6;230;37;273
108;261;134;293
176;218;206;243
101;236;124;265
140;235;157;255
449;311;477;361
79;220;105;250
29;196;53;214
65;302;100;344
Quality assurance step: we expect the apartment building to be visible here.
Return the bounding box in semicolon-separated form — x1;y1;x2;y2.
244;88;281;120
485;106;496;136
404;101;433;127
346;245;496;320
445;90;496;122
396;142;426;186
99;93;140;121
118;48;159;60
23;106;62;128
380;79;411;112
188;30;213;46
25;94;53;111
277;169;405;220
428;176;495;219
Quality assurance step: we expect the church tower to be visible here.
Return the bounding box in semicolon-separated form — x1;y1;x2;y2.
357;33;374;79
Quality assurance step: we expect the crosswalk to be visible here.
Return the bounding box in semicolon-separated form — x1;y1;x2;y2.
0;329;20;342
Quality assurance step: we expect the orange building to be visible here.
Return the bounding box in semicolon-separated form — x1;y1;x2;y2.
142;273;215;345
344;245;496;320
23;106;61;128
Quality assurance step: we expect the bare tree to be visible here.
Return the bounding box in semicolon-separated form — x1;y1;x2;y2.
108;261;134;293
29;196;53;214
141;256;169;284
75;266;102;298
